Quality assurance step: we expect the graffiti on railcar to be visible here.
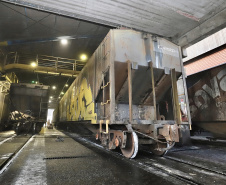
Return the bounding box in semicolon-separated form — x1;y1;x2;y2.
65;78;97;123
188;66;226;121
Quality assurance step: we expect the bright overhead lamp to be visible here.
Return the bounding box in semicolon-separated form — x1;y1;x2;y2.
60;39;68;45
31;62;37;67
52;86;56;90
49;100;51;103
65;84;69;87
80;54;87;61
50;96;53;99
61;92;64;95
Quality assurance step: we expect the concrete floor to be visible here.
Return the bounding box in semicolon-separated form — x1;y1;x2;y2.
0;128;176;185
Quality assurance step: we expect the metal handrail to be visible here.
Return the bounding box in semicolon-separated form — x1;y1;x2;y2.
4;52;87;72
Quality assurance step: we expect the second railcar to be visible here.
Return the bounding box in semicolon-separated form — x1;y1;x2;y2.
56;29;191;158
187;64;226;138
10;83;50;134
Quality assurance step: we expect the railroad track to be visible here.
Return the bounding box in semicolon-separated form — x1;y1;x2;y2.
137;159;200;185
0;135;16;146
138;149;226;185
0;135;34;174
164;155;226;176
66;132;226;185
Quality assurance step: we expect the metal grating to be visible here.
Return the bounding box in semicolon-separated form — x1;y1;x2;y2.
43;156;90;160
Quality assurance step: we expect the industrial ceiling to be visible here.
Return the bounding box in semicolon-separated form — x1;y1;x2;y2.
0;0;225;108
2;0;226;47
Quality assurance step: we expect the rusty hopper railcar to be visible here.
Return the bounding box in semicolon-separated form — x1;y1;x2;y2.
187;64;226;138
57;29;191;158
10;83;50;134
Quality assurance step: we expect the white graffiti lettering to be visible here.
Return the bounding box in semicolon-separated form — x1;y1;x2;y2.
219;76;226;91
190;68;226;118
194;90;210;110
217;68;226;91
202;76;220;99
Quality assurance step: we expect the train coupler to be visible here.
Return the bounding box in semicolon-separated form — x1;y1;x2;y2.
159;124;179;142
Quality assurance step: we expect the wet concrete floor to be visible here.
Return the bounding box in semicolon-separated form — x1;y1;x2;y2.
0;129;179;185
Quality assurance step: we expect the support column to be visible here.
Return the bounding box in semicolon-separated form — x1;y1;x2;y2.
150;62;157;121
179;46;192;129
171;68;181;124
109;31;115;124
127;60;133;123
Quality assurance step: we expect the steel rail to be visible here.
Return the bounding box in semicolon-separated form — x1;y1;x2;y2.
0;135;34;174
164;155;226;176
0;135;16;146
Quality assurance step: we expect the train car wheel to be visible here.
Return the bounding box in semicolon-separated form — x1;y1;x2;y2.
121;132;138;158
150;136;168;156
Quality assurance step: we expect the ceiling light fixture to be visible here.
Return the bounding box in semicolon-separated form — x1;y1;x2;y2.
31;62;37;67
80;54;87;61
52;86;56;90
60;39;68;45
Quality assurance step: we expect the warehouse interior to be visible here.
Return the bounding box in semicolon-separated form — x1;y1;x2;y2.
0;1;226;184
0;1;225;109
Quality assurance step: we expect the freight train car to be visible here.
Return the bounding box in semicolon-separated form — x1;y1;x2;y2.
187;64;226;138
55;29;191;158
9;83;50;134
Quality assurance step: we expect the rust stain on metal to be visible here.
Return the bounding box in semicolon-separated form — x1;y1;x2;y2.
176;10;200;22
160;124;179;142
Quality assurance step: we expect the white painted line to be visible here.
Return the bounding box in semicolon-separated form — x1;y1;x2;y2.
14;136;47;185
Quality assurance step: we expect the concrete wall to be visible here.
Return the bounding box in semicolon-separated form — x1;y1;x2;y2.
183;28;226;62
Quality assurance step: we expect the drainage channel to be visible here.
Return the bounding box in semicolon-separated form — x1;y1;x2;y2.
0;135;34;174
43;156;91;160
